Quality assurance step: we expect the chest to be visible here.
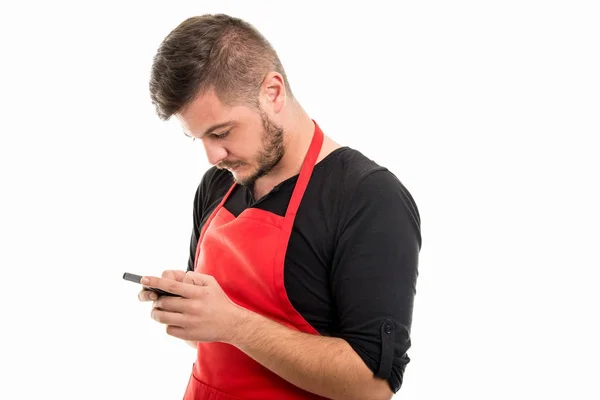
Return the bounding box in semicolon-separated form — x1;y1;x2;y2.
195;184;336;332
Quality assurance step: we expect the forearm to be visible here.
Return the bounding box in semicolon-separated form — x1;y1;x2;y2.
228;310;393;400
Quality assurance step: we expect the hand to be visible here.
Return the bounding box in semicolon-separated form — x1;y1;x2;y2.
142;271;250;343
137;270;186;302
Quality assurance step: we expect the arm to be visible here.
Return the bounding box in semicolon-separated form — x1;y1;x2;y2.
153;170;419;396
329;170;421;393
230;169;420;399
187;180;203;273
149;273;393;400
229;310;393;400
184;168;231;350
185;181;204;351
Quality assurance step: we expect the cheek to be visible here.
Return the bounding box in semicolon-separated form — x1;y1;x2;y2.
227;126;265;161
233;141;261;160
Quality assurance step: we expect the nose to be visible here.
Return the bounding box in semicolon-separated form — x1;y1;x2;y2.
202;140;228;166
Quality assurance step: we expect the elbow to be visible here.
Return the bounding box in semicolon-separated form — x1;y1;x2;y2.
379;393;394;400
345;380;393;400
374;387;394;400
368;379;394;400
346;391;392;400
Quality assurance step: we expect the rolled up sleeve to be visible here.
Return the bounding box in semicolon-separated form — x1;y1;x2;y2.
331;170;421;392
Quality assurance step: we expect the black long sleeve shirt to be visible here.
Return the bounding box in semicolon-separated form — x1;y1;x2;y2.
187;146;421;393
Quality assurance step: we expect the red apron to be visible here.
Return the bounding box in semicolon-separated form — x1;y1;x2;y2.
184;122;330;399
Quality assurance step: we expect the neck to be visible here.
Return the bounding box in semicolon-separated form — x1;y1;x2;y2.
252;105;316;199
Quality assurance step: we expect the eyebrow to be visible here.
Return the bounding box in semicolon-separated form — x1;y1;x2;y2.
183;121;235;139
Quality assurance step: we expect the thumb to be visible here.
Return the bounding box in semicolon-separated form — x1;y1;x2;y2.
161;269;188;282
183;271;215;286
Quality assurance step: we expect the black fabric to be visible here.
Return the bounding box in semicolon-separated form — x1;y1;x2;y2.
187;147;421;393
376;319;395;379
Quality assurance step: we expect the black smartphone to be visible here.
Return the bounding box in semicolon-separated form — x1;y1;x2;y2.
123;272;181;297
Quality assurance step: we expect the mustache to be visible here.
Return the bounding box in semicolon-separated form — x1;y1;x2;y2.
216;160;246;169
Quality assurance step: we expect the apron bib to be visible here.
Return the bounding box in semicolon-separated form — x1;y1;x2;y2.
183;122;329;400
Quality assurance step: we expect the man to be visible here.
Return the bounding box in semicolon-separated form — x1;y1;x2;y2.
138;13;421;400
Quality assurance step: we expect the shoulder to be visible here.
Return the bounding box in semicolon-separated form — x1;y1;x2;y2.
354;163;421;233
313;147;421;245
316;147;419;208
318;146;384;175
312;147;386;192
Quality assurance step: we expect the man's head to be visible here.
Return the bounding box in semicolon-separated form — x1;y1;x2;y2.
149;14;293;186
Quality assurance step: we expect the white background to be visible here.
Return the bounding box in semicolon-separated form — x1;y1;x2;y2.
1;1;598;399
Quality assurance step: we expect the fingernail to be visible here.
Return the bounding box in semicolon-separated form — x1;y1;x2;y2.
149;293;158;300
141;277;149;284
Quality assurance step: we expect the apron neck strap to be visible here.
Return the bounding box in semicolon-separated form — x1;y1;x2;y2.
218;120;325;219
284;120;324;222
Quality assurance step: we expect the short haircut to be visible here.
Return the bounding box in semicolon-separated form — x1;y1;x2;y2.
149;13;293;120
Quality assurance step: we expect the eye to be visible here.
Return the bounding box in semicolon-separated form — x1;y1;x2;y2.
213;130;230;140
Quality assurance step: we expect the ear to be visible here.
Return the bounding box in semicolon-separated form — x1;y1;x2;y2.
259;72;286;114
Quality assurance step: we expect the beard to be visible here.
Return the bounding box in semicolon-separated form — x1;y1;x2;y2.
221;111;285;187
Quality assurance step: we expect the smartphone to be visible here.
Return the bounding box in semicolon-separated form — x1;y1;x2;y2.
123;272;181;297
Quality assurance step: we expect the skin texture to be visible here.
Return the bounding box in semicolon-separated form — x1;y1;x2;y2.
175;72;340;199
139;73;393;399
139;272;393;400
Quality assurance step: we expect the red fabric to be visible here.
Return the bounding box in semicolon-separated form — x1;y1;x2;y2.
183;122;329;399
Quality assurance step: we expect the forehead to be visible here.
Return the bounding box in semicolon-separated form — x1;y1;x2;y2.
177;89;250;136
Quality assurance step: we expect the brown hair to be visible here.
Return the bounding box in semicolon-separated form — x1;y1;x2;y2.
149;13;293;120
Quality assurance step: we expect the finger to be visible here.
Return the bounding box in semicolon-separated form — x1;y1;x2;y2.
153;296;188;313
165;325;189;341
151;308;187;327
182;272;214;286
141;276;198;298
138;289;158;302
161;270;188;282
